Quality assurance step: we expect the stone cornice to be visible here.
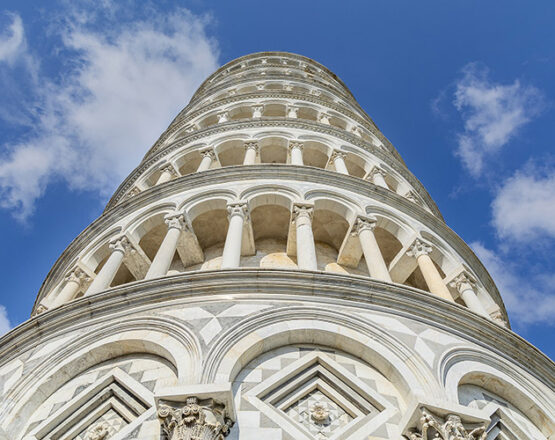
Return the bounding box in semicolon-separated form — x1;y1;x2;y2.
36;167;503;317
109;119;434;213
145;91;393;161
8;270;554;391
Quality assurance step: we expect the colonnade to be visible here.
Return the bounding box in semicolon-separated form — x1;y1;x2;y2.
42;200;491;321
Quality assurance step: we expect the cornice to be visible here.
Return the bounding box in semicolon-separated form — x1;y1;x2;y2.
110;119;433;213
35;167;504;318
8;270;553;390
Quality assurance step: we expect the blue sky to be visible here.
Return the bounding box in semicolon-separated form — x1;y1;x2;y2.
0;1;553;358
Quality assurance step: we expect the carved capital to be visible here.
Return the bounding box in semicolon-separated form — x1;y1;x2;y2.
287;106;298;117
165;212;187;231
406;238;432;259
405;408;487;440
125;186;141;199
227;202;249;220
449;272;476;294
369;166;387;179
244;141;259;152
330;150;346;162
289;141;304;152
404;190;420;204
292;203;314;223
251;105;264;117
351;125;363;136
318;113;331;124
200;148;216;160
109;235;133;254
354;216;377;235
216;112;228;123
160;164;178;177
158;396;233;440
284;83;293;91
256;82;265;90
65;267;91;286
34;304;49;316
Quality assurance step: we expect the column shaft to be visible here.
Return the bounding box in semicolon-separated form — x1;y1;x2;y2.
460;288;490;318
145;225;182;279
290;143;304;165
85;247;125;296
156;166;176;185
332;154;349;175
221;204;247;268
197;154;213;172
372;171;388;188
294;207;318;270
52;279;80;306
243;148;257;165
417;254;453;301
358;228;392;282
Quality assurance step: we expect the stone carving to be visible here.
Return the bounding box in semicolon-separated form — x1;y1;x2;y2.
292;204;314;222
158;397;233;440
406;238;432;259
65;267;91;287
165;213;187;231
405;408;487;440
85;422;109;440
244;141;259;152
449;272;476;294
310;403;329;424
227;202;249;221
34;304;49;315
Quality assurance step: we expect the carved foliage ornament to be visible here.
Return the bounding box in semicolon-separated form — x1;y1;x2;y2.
405;408;487;440
158;397;233;440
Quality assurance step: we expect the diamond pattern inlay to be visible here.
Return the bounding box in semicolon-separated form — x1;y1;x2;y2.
285;389;352;439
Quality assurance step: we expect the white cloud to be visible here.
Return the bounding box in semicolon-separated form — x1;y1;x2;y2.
453;63;544;176
0;305;10;335
0;7;219;220
471;241;555;327
0;13;25;64
492;165;555;242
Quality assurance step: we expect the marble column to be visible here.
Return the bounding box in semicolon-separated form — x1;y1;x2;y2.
145;213;186;279
287;106;298;118
221;202;249;269
156;165;178;185
319;113;331;125
51;267;91;307
243;141;259;165
330;151;349;175
406;239;453;301
217;111;229;123
449;272;490;318
293;204;318;270
197;149;215;172
368;166;389;189
355;216;392;282
289;141;304;165
351;126;363;137
252;105;264;118
85;236;129;296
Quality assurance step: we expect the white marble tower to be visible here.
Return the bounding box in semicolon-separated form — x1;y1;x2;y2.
0;52;553;440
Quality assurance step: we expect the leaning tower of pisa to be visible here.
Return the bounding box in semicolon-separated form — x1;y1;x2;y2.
0;52;553;440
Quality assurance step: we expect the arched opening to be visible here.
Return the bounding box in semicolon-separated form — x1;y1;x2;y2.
301;141;330;169
259;137;288;164
216;139;248;166
175;150;203;176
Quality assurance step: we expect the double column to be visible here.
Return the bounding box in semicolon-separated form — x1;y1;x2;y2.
354;216;391;282
406;238;453;301
221;202;249;269
292;203;318;270
449;272;490;318
85;236;130;296
145;213;187;279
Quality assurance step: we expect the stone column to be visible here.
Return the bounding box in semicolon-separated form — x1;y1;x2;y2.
221;202;249;269
368;166;389;189
289;141;304;165
243;141;259;165
256;82;265;90
51;267;91;307
319;113;331;125
197;149;215;172
351;126;363;137
145;213;186;280
449;272;490;318
158;397;233;440
85;236;128;296
156;164;178;185
217;111;229;123
406;239;453;301
252;105;264;118
330;151;349;175
355;216;392;282
293;204;318;270
287;106;298;118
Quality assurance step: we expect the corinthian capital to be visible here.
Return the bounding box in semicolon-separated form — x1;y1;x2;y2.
227;202;249;220
200;148;216;160
109;235;131;254
406;238;432;259
244;141;259;152
405;408;486;440
65;267;91;286
158;396;233;440
330;150;346;161
164;212;187;231
354;215;377;235
369;166;387;178
289;141;304;152
292;203;314;222
160;164;178;177
449;271;476;293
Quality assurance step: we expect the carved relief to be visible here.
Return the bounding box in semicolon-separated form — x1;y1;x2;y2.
405;408;487;440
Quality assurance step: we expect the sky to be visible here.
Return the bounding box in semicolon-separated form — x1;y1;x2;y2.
0;1;553;358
